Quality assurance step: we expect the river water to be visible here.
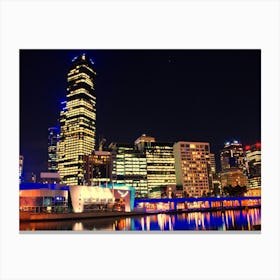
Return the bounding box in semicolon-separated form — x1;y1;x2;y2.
20;208;261;231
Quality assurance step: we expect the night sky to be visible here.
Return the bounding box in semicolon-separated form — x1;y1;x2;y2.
20;49;261;176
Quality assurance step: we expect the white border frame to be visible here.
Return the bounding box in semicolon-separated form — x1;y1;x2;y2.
1;0;279;279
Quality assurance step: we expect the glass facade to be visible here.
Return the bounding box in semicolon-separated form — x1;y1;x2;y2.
144;142;176;197
48;126;59;172
58;54;97;185
245;143;261;188
83;151;111;185
135;135;176;198
110;143;148;198
220;140;246;172
110;138;176;199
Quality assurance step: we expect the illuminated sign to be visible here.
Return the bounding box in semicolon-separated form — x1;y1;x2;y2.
117;190;129;198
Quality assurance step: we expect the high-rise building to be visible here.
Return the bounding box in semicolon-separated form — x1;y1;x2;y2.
109;143;148;198
134;134;155;151
83;151;111;186
209;153;216;175
135;135;176;198
245;142;261;189
58;54;97;185
173;141;211;197
19;155;24;183
219;140;249;192
48;126;59;172
208;153;216;192
220;140;246;172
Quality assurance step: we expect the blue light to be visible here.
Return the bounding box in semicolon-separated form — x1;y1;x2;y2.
19;183;69;191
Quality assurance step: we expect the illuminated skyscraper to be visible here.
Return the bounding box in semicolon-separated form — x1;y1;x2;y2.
245;142;261;189
135;135;176;198
220;140;246;172
173;141;211;197
58;54;97;185
48;126;59;172
109;143;148;198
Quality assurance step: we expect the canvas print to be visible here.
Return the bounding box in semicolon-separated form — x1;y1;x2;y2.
19;50;261;231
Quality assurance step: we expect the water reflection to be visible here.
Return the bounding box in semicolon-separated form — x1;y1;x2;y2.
73;222;83;231
20;208;261;231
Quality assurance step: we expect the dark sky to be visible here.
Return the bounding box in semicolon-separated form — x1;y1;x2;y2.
20;49;261;176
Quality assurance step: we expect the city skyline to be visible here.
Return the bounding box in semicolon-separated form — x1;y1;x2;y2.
20;49;261;176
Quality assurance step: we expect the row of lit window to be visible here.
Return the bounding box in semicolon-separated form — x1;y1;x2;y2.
147;176;176;181
67;89;95;100
68;72;91;81
75;64;96;74
66;112;96;122
67;98;96;109
64;130;95;137
146;158;175;163
66;107;96;117
64;139;94;146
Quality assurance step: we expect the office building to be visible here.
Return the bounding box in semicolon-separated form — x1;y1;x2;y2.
220;167;248;188
134;134;155;151
135;135;176;198
209;153;216;175
173;141;211;197
83;150;111;186
245;142;261;189
220;140;246;172
57;54;97;185
48;126;59;172
109;143;148;198
208;153;216;192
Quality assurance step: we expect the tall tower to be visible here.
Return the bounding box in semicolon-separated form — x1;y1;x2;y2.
58;54;97;185
48;126;59;172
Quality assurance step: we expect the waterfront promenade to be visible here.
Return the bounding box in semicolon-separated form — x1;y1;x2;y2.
20;196;261;222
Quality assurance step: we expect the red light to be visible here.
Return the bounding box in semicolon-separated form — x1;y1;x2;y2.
256;142;261;148
245;145;251;151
